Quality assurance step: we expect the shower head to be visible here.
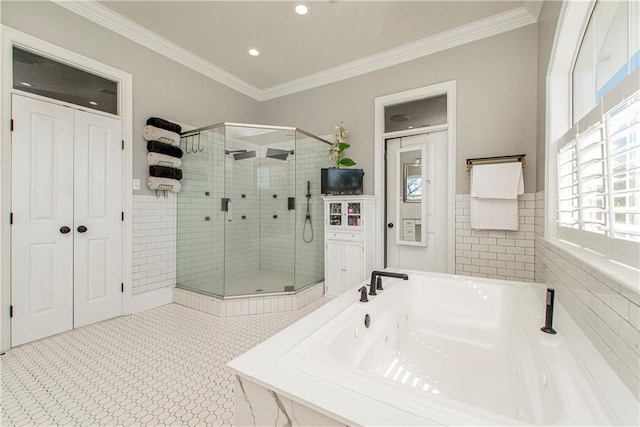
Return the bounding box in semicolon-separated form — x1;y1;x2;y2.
265;148;294;161
233;150;256;160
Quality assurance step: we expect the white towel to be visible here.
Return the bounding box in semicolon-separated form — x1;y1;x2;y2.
147;152;182;168
143;125;180;146
147;177;181;192
471;163;524;199
470;197;519;230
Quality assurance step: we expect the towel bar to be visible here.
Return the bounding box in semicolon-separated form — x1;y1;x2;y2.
466;154;525;172
155;184;173;198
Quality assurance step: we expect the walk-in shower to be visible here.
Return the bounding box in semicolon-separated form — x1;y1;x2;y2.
176;123;332;298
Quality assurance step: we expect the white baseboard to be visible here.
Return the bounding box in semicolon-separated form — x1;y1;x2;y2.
130;287;174;313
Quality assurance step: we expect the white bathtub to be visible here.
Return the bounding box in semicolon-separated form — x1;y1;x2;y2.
229;271;638;426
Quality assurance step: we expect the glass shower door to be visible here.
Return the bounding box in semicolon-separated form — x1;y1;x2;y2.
223;125;295;296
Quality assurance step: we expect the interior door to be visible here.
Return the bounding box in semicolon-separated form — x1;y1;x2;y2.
73;110;123;327
386;131;448;272
11;95;74;346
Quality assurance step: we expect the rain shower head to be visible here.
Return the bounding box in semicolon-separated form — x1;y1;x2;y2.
265;148;294;161
225;149;256;160
233;151;256;160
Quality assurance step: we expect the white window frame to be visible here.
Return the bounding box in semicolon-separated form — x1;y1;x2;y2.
546;1;639;287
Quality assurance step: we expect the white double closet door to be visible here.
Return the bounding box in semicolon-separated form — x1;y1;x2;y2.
11;95;123;346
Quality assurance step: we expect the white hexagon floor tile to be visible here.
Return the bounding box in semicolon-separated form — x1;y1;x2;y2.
1;298;328;426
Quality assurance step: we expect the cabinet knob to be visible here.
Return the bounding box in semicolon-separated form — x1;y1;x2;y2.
387;223;394;228
77;225;88;233
59;226;71;234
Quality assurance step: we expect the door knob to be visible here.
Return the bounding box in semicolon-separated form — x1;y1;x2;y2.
387;223;394;228
59;226;71;234
77;225;88;233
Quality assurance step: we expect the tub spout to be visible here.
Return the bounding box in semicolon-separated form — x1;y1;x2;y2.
541;288;557;334
368;271;409;296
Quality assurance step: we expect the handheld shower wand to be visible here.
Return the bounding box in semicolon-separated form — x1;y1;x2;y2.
303;181;313;243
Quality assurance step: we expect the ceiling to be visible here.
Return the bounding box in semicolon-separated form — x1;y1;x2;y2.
97;1;530;92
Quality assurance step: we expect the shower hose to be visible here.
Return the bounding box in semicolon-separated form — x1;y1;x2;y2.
303;181;313;243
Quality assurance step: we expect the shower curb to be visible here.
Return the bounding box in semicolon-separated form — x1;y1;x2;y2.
172;282;324;317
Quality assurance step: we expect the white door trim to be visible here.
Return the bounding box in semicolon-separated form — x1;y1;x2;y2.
374;81;456;273
0;25;134;351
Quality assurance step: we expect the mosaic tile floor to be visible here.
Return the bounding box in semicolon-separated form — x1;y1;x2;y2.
1;298;328;426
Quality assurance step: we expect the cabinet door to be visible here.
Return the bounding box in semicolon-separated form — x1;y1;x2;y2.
345;202;362;228
343;242;364;293
325;241;344;297
327;202;343;227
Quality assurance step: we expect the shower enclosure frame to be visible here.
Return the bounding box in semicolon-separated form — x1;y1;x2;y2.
176;122;333;300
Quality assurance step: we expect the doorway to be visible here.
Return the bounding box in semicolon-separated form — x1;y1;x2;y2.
374;81;456;272
11;94;123;346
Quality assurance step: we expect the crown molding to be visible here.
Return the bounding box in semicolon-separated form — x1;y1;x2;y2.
52;0;263;101
260;6;536;100
53;1;536;102
522;0;543;21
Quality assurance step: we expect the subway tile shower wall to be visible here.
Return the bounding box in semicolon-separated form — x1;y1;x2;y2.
132;194;177;295
534;191;640;398
455;194;536;281
177;130;225;295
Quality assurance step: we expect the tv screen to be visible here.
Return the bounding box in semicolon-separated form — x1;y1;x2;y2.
321;168;364;195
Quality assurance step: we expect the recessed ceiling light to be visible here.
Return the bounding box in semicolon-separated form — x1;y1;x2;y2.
19;82;32;87
248;48;260;57
89;101;98;106
294;3;310;15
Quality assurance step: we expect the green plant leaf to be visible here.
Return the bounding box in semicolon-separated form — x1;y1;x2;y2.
338;142;350;151
339;158;356;167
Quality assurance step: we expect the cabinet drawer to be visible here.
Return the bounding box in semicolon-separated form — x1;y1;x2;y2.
327;231;362;241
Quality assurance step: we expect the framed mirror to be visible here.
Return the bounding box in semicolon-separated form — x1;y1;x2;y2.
396;147;427;246
403;163;422;202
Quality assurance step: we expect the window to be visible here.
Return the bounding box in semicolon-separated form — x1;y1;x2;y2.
554;0;640;268
573;0;639;123
13;47;118;115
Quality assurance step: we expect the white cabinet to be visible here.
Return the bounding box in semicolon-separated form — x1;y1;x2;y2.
324;196;376;297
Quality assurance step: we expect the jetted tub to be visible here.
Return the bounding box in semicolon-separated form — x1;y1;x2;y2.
228;271;639;426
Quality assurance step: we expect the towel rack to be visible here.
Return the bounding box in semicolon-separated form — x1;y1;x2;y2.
155;184;173;199
466;154;526;172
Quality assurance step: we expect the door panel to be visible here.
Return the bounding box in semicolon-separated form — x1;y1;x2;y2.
343;242;364;293
325;241;343;297
73;110;122;328
386;131;448;272
11;95;74;346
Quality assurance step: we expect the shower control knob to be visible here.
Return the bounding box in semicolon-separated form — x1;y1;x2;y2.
387;223;394;228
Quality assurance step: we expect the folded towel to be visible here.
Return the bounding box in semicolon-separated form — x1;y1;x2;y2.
150;165;182;181
147;152;182;168
146;117;182;134
147;177;181;192
470;197;519;230
147;140;183;158
143;125;180;146
471;163;524;199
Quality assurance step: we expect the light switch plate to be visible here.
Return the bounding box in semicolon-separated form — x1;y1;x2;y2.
133;179;140;190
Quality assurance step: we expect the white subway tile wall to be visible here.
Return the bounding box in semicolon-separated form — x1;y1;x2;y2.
173;282;324;317
535;191;640;398
132;194;177;295
455;194;536;281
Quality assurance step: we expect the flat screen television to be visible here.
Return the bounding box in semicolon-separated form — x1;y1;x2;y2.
321;168;364;195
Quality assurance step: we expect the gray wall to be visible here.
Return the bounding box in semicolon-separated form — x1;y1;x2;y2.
261;25;538;195
1;1;262;196
536;0;563;191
